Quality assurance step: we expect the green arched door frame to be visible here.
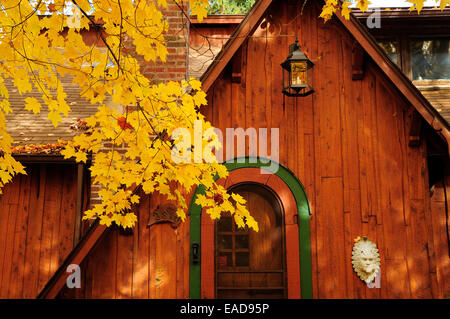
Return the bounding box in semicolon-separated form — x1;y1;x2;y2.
189;157;313;299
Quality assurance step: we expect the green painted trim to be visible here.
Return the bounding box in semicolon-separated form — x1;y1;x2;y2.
189;185;205;299
189;157;313;299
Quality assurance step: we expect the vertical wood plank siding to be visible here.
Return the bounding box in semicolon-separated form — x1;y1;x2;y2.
202;1;449;298
0;164;78;298
59;192;191;299
26;0;448;299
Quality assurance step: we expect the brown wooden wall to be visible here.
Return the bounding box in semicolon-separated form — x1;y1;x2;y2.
59;193;190;299
201;1;449;298
430;174;450;298
22;0;447;300
0;163;78;298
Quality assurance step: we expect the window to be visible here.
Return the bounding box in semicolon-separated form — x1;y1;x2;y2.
216;214;250;268
378;40;400;65
411;38;450;80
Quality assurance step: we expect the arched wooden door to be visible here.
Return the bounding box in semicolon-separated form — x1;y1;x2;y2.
192;163;312;299
215;183;286;298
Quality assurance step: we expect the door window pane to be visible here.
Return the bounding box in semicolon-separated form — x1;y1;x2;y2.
218;252;232;268
411;38;450;80
218;235;232;249
235;235;249;249
235;252;249;267
236;224;248;232
217;216;232;232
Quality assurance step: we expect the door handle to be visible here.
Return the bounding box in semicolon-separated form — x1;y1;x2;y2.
192;242;200;264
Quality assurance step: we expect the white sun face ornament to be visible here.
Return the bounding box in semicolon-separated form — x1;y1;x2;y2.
352;236;380;284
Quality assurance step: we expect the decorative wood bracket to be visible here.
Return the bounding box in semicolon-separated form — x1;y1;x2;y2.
147;203;181;229
231;48;242;83
352;42;365;81
409;111;422;147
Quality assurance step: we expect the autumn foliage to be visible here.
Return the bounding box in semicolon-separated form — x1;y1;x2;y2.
320;0;449;21
0;0;259;231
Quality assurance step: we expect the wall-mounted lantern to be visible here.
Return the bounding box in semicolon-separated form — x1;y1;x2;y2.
281;39;314;97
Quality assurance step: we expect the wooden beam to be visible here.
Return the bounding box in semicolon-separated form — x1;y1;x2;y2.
409;111;423;147
399;33;411;79
36;219;108;299
231;48;242;83
12;154;92;164
73;163;85;245
190;15;245;25
352;41;365;80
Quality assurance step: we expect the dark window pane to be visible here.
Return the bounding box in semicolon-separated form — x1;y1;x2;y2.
235;252;249;267
218;217;232;232
411;38;450;80
378;40;399;65
235;235;249;249
218;252;232;268
236;223;248;232
218;235;232;249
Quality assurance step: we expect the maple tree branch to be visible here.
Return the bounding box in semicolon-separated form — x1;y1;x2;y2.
70;0;123;73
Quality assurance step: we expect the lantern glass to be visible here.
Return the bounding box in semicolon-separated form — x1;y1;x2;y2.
291;61;307;88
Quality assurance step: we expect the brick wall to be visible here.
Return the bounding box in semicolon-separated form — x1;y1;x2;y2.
122;1;188;83
88;0;188;209
88;142;129;208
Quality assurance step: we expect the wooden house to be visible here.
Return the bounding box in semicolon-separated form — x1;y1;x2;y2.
0;0;449;299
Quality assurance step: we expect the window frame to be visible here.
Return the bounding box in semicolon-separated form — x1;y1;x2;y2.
375;32;450;84
409;36;450;82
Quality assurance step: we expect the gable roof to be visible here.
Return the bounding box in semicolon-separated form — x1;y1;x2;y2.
199;0;450;154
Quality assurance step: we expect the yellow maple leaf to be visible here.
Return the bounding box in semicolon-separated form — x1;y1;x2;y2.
190;0;209;22
47;111;62;127
75;151;87;163
356;0;371;12
195;193;209;207
0;100;12;114
24;97;41;114
341;1;352;20
245;215;259;232
319;5;335;22
407;0;425;13
61;145;76;160
0;170;11;184
231;193;246;205
130;194;140;204
440;0;450;10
